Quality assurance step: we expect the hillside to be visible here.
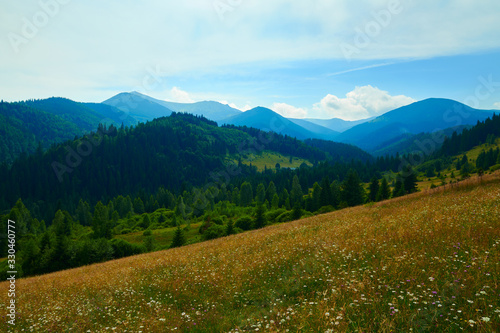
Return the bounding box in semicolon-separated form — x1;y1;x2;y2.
336;98;495;152
0;102;85;165
222;107;337;141
1;173;499;332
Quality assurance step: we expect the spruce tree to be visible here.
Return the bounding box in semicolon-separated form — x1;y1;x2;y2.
254;203;266;229
376;177;391;201
368;176;380;202
319;176;333;208
341;169;365;207
170;225;186;248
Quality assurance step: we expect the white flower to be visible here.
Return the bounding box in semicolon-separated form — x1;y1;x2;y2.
429;277;435;281
481;317;490;322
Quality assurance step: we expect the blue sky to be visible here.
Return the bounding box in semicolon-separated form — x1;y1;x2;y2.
1;0;499;120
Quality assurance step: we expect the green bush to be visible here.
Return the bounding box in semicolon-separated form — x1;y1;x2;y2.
264;208;286;223
235;216;253;231
143;230;152;236
203;224;226;240
110;238;144;258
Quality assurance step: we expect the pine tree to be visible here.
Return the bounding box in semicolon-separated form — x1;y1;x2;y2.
271;193;279;209
319;176;333;208
240;182;253;207
256;183;266;203
133;197;145;214
225;219;235;236
341;169;365;207
254;203;266;229
170;225;186;248
292;201;302;220
403;166;418;194
266;181;277;202
290;175;303;206
376;177;391;201
311;182;321;212
368;176;380;202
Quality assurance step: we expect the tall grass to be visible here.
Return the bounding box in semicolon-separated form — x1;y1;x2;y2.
1;174;499;332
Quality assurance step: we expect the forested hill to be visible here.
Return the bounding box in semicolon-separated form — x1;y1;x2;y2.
0;112;337;220
0;102;83;165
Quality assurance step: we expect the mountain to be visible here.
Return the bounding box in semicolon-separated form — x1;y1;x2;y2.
131;92;242;121
288;118;340;139
370;126;470;157
304;117;373;132
103;91;241;122
336;98;495;152
24;97;137;130
0;99;137;165
102;92;175;123
221;107;338;141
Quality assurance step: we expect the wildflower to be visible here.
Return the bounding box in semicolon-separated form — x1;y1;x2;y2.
481;317;490;322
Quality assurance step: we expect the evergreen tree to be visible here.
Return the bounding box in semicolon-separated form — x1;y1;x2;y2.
403;166;418;194
368;176;380;202
376;177;391;201
225;219;235;236
319;177;333;208
292;201;302;220
170;225;186;248
266;181;277;202
255;183;266;203
141;214;151;229
240;182;253;207
143;236;155;252
341;169;365;207
311;182;321;212
133;197;145;215
271;193;279;209
231;187;240;205
253;203;266;229
393;177;405;197
75;199;92;226
92;201;111;239
290;175;303;205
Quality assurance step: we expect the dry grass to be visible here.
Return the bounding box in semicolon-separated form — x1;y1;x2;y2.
1;174;500;332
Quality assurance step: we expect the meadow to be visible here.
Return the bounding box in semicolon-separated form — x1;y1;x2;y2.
1;174;499;332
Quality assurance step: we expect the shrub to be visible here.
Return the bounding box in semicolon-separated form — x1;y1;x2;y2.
203;224;226;240
235;216;253;231
110;238;144;258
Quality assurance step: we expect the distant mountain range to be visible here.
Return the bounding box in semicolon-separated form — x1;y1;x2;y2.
103;91;241;122
221;107;340;141
335;98;495;152
1;92;497;166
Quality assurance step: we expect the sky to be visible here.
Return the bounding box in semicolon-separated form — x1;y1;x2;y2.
1;0;500;120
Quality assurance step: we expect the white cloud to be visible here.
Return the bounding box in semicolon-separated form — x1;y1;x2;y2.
219;100;253;111
313;85;415;121
271;102;307;118
169;87;194;103
494;102;500;109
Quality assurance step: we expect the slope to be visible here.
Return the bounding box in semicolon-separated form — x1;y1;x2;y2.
131;91;242;121
336;98;495;152
222;106;338;141
305;117;373;132
0;102;84;165
2;173;499;332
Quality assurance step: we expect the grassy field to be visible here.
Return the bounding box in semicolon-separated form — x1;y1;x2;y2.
1;174;499;332
238;151;312;171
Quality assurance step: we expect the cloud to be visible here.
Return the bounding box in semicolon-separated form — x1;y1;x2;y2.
271;103;307;118
169;87;194;103
313;85;415;121
494;102;500;109
219;100;253;111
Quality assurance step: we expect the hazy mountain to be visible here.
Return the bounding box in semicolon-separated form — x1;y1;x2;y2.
24;97;137;130
102;92;174;123
335;98;495;152
288;118;340;139
104;92;241;122
130;91;242;121
221;107;337;140
304;117;373;132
